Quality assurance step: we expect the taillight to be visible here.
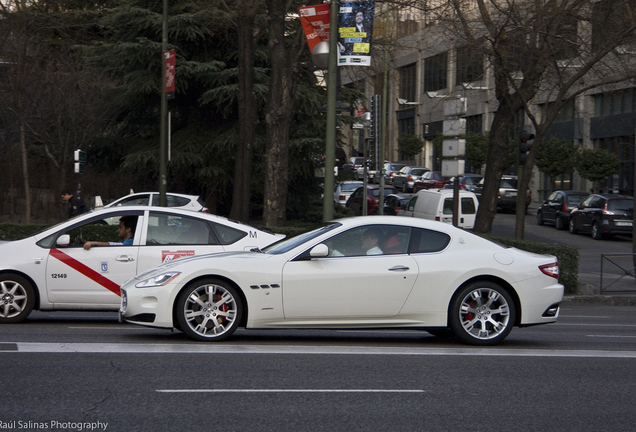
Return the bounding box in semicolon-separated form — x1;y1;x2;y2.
539;262;560;279
561;202;568;213
339;194;346;201
407;175;413;181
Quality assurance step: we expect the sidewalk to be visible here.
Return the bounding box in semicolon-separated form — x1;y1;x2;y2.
565;271;636;306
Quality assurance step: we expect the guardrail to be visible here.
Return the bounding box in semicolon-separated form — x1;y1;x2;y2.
601;254;636;294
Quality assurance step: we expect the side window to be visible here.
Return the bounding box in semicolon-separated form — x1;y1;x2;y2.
48;214;141;248
118;195;150;206
443;198;453;214
146;212;216;245
461;197;477;214
321;225;411;257
407;196;417;212
213;223;247;245
152;195;191;207
547;192;558;202
410;228;451;253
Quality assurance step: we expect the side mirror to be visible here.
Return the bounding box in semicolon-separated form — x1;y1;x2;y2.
309;244;329;258
56;234;70;246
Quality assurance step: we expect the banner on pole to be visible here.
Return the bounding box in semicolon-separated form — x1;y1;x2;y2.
337;1;374;66
298;4;331;53
164;49;175;100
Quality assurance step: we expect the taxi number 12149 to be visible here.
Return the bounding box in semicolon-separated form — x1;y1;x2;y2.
51;274;68;279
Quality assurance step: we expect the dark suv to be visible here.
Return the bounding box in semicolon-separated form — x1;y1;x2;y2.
569;194;634;240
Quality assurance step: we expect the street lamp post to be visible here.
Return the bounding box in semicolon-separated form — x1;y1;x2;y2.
159;0;169;207
322;0;339;222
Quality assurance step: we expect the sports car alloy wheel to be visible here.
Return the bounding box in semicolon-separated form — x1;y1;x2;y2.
450;282;515;345
176;278;242;341
0;274;35;323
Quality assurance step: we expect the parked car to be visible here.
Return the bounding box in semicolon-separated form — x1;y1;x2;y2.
377;193;412;215
345;185;398;215
393;166;430;192
105;192;208;212
472;175;531;213
413;171;449;191
400;189;479;229
120;216;564;346
568;194;634;240
334;181;364;205
536;190;589;230
372;162;408;184
443;174;484;192
0;206;284;323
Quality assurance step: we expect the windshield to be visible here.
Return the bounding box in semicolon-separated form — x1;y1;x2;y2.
264;223;341;255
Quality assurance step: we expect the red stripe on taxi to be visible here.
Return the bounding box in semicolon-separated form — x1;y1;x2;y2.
50;248;121;296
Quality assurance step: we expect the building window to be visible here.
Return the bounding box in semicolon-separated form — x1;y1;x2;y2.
399;64;417;102
456;45;483;85
424;52;448;92
464;115;483;134
592;0;636;53
593;89;636;117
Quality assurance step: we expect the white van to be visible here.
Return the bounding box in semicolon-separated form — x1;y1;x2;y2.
399;189;479;229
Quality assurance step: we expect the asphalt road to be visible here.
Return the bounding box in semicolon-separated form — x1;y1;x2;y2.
2;307;636;432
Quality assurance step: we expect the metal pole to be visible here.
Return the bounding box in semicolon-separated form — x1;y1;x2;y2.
159;0;168;207
322;0;338;222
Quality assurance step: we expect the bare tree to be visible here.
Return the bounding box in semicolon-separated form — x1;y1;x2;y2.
437;0;636;238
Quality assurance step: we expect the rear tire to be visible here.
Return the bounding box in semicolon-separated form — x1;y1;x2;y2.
536;211;544;225
0;274;36;323
591;222;604;240
555;216;565;230
449;281;515;346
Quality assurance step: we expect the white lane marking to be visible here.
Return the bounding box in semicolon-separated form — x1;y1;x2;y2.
157;389;424;393
6;342;636;358
587;335;636;338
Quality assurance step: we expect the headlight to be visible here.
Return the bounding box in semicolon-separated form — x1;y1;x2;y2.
135;271;181;288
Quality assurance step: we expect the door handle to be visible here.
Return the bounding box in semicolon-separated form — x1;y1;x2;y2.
116;256;135;262
389;266;410;272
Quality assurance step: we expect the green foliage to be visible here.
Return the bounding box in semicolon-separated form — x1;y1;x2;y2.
398;134;425;159
536;136;577;183
576;148;620;183
464;132;489;171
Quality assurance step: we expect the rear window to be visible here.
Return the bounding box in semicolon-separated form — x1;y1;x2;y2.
501;179;517;189
370;188;396;197
608;199;634;211
411;168;428;176
442;197;477;215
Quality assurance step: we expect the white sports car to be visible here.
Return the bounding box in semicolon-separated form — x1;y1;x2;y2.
0;206;283;323
120;216;564;346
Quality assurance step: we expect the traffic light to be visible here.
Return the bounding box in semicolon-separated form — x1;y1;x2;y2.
518;131;535;164
74;149;86;174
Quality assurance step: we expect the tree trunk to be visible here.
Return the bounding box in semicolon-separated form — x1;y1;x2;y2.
262;0;303;227
473;98;515;233
229;0;258;222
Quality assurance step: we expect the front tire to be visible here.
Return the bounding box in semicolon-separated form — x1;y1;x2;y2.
0;274;36;323
175;278;242;341
569;219;577;234
555;216;565;230
536;210;544;225
591;222;604;240
449;282;515;346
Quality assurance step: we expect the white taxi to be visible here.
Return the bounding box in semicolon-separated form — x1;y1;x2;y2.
0;206;283;323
